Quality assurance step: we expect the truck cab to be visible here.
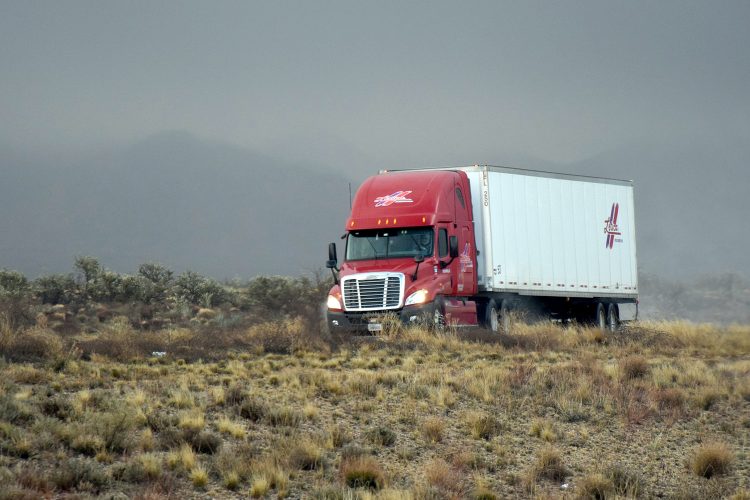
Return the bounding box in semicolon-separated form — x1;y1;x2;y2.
325;170;479;333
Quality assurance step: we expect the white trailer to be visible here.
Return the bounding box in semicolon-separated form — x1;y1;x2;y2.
434;165;637;328
461;166;638;298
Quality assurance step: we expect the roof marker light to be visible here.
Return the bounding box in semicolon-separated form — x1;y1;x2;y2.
377;219;381;225
393;218;397;224
385;219;390;225
421;216;426;223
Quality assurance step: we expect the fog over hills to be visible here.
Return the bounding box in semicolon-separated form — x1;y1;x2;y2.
0;132;351;278
566;138;750;279
1;131;747;288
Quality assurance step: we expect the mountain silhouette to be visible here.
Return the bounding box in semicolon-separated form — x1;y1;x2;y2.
0;132;351;278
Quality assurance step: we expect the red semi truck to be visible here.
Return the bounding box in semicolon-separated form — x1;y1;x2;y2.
325;165;638;333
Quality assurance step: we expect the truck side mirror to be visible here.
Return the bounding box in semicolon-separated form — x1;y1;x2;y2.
449;236;459;258
412;253;424;281
326;243;338;268
326;242;339;284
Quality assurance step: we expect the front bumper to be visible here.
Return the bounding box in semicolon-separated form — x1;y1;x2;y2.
326;302;435;333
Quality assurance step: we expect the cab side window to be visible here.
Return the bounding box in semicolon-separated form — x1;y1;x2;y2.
438;229;448;258
455;188;466;209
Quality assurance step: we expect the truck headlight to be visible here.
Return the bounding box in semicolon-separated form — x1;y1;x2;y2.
405;289;429;306
326;295;342;311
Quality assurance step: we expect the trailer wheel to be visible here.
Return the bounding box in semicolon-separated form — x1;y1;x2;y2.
595;303;607;331
607;303;619;332
486;299;510;334
486;300;499;332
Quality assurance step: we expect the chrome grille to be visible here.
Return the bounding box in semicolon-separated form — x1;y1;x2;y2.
341;273;404;311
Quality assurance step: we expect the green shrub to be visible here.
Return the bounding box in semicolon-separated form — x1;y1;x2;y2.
0;393;34;424
95;410;137;454
242;274;330;319
174;270;232;306
52;458;109;492
34;274;77;304
40;396;73;420
0;270;29;298
365;426;396;447
138;262;174;303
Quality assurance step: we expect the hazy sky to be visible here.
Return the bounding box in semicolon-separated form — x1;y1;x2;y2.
2;1;749;168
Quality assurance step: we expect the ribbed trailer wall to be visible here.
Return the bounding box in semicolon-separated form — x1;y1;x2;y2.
462;166;638;299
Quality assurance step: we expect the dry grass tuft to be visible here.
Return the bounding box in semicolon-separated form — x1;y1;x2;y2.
527;446;567;484
529;418;558;442
576;472;613;499
178;410;205;433
287;438;324;470
423;458;467;497
167;443;197;472
340;455;386;489
326;423;352;449
690;442;733;478
603;463;645;498
249;477;270;497
620;355;649;380
465;411;501;440
189;465;208;488
0;325;64;362
217;416;245;438
421;416;446;443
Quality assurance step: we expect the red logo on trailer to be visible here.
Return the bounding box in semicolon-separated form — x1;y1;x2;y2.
374;190;414;207
604;202;622;249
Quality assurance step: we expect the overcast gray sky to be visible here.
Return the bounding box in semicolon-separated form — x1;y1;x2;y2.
2;0;748;167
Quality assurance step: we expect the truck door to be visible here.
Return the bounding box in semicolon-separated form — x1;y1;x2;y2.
458;226;476;295
454;182;477;295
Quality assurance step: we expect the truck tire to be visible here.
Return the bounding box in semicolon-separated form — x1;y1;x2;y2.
595;303;607;331
607;303;619;332
432;296;446;330
486;299;510;334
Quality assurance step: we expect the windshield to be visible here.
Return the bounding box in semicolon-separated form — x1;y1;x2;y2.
346;227;434;261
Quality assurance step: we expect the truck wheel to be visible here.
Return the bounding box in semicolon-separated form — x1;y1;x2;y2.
486;299;510;334
432;296;446;330
595;303;607;331
607;303;619;332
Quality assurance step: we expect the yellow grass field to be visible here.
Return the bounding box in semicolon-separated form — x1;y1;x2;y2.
0;318;749;499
